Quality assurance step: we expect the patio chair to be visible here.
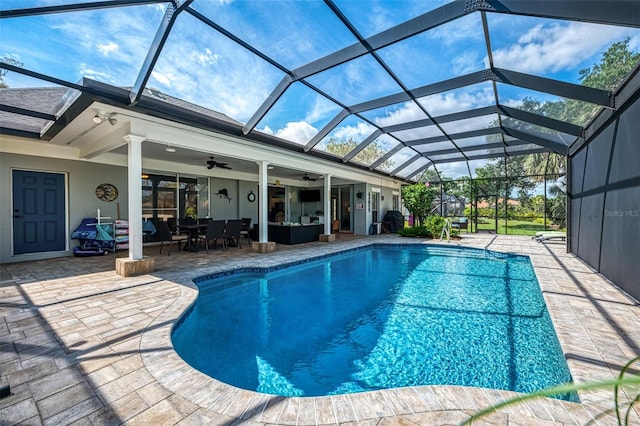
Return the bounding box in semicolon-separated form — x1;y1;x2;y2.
534;231;566;242
332;219;340;238
178;217;196;233
155;220;190;255
197;220;227;253
240;217;252;245
455;217;468;233
225;219;243;248
166;217;178;233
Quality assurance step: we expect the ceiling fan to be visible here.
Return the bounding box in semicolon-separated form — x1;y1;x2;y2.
206;156;231;170
301;173;317;181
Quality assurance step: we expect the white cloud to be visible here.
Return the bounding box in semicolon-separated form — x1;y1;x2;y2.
368;87;494;134
429;13;483;45
440;115;495;134
148;23;281;122
268;121;318;144
451;50;481;75
308;55;400;106
96;41;119;55
304;96;341;125
392;125;443;142
78;64;113;82
196;48;220;66
437;161;478;179
629;34;640;52
150;71;171;86
259;125;274;135
332;122;376;141
419;86;495;116
43;5;166;85
491;22;630;74
374;102;427;127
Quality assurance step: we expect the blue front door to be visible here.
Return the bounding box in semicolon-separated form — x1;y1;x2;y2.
12;170;66;255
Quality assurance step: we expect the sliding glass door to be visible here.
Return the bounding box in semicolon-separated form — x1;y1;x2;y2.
142;173;209;221
331;185;352;232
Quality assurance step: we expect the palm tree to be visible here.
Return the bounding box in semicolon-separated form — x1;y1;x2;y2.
547;180;567;229
523;152;566;182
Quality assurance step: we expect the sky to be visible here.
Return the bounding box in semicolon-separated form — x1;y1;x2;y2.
2;0;640;180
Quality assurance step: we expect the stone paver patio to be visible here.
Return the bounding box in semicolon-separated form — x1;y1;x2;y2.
1;233;639;425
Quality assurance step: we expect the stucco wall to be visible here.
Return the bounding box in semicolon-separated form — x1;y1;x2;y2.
210;178;240;220
1;153;129;263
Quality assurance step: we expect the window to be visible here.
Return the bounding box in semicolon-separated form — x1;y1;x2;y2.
142;173;209;221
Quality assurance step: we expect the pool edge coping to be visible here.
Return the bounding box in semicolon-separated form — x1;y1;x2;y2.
139;236;632;425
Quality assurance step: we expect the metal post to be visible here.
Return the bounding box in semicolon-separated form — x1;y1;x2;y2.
504;158;508;235
565;155;571;254
544;153;550;231
544;178;547;231
495;196;499;234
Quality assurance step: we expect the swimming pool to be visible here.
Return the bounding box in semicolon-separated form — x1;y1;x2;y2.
172;245;576;400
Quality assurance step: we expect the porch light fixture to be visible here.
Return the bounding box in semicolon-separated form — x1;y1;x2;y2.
165;145;176;153
141;173;149;179
93;111;117;125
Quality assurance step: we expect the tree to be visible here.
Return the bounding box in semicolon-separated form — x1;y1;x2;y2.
325;137;395;170
0;55;24;88
513;39;639;225
414;167;439;183
523;152;566;182
580;38;640;91
441;176;473;202
508;39;640;129
474;156;536;216
547;180;567;229
401;183;436;227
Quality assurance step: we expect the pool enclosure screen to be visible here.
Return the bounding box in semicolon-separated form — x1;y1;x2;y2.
568;72;640;302
0;1;639;299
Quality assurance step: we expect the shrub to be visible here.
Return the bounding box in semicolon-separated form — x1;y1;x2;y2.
423;215;446;237
398;215;446;238
398;226;430;238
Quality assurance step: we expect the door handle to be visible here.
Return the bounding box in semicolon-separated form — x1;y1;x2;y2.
13;215;23;219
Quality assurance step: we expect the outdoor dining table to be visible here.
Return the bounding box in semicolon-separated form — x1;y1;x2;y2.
177;223;208;252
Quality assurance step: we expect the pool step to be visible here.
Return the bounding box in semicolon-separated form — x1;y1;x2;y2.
423;247;509;261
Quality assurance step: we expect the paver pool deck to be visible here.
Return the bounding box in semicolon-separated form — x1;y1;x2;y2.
1;233;639;425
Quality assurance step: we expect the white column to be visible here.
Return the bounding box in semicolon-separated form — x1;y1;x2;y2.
125;134;145;260
324;173;332;234
257;161;269;242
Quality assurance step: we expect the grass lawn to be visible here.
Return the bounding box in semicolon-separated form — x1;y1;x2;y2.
402;217;564;237
475;219;559;236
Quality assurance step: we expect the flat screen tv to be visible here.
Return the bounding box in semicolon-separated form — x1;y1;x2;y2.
300;189;321;202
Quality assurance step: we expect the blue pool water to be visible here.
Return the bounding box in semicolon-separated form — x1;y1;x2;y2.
172;245;576;400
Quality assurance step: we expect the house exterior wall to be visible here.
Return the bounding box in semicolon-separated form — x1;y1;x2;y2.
568;91;640;302
238;180;259;225
0;153;129;263
1;151;403;263
210;177;240;220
